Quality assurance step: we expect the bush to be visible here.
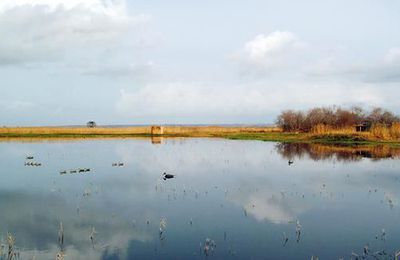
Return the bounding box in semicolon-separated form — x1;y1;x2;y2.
390;122;400;139
276;106;400;134
370;124;390;140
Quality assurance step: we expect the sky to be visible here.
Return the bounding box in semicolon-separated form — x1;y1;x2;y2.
1;0;400;126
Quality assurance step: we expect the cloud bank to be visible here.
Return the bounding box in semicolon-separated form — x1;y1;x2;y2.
0;0;149;65
116;81;383;120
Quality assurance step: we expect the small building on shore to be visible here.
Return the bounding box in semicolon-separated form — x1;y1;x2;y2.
87;121;97;128
355;122;371;132
151;125;164;135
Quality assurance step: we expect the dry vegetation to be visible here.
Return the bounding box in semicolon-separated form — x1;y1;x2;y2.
162;126;281;136
307;123;400;141
2;107;400;144
277;106;400;142
0;126;281;138
0;126;150;136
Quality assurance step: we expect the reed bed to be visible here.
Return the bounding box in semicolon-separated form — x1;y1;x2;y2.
0;126;151;135
1;124;399;144
162;126;281;136
309;123;400;142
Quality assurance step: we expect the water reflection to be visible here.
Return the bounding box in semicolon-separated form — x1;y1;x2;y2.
276;143;400;161
151;136;163;144
0;138;399;259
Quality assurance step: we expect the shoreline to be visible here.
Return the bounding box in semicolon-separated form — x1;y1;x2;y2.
1;126;400;146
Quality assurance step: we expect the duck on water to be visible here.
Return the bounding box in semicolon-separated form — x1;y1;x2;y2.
163;172;175;180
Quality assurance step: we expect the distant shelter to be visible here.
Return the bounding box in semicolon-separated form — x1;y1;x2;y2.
151;125;164;135
355;122;371;132
87;121;97;128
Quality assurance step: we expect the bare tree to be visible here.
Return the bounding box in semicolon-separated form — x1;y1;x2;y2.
276;106;399;132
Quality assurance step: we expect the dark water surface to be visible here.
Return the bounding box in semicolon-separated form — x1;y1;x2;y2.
0;138;399;259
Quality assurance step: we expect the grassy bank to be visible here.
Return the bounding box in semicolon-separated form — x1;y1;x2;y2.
1;126;400;145
0;126;280;139
221;132;400;146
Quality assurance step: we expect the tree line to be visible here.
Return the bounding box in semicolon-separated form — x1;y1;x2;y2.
276;106;400;132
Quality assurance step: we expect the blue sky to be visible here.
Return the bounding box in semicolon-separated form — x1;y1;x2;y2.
1;0;400;126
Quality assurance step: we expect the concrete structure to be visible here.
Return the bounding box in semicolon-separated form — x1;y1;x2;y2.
151;126;164;135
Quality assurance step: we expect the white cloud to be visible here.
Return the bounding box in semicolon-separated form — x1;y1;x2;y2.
0;0;126;14
307;47;400;83
384;47;400;64
115;81;384;120
0;0;150;65
233;31;305;73
244;31;297;62
235;32;400;85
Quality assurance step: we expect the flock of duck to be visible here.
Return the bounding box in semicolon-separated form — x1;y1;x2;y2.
24;156;42;167
59;168;91;175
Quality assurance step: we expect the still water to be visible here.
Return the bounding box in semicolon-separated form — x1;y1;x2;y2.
0;138;399;259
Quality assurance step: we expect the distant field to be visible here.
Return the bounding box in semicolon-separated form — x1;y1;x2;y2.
1;125;400;145
0;126;282;138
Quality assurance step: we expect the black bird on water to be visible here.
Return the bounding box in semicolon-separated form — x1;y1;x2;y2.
288;160;294;165
163;172;175;180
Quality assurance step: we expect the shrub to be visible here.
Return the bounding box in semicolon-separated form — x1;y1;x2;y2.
370;124;390;140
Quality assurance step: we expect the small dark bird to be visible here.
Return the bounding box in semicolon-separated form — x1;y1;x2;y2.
288;160;294;165
163;172;175;180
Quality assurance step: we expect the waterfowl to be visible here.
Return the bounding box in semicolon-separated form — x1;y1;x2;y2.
163;172;175;180
288;160;294;165
60;170;67;175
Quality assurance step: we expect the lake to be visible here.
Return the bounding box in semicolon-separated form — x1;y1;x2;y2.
0;138;399;259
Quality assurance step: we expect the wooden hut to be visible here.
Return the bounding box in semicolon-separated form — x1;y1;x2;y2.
355;122;371;132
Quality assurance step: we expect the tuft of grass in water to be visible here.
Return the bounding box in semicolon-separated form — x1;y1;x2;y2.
90;227;97;249
7;232;15;260
56;251;65;260
58;222;64;248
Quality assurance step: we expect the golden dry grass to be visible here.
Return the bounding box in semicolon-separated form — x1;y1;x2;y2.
162;126;281;136
0;125;281;138
309;123;400;141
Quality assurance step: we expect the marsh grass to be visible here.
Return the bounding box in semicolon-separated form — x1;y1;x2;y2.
309;123;400;142
0;126;280;138
6;233;15;260
1;125;400;145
